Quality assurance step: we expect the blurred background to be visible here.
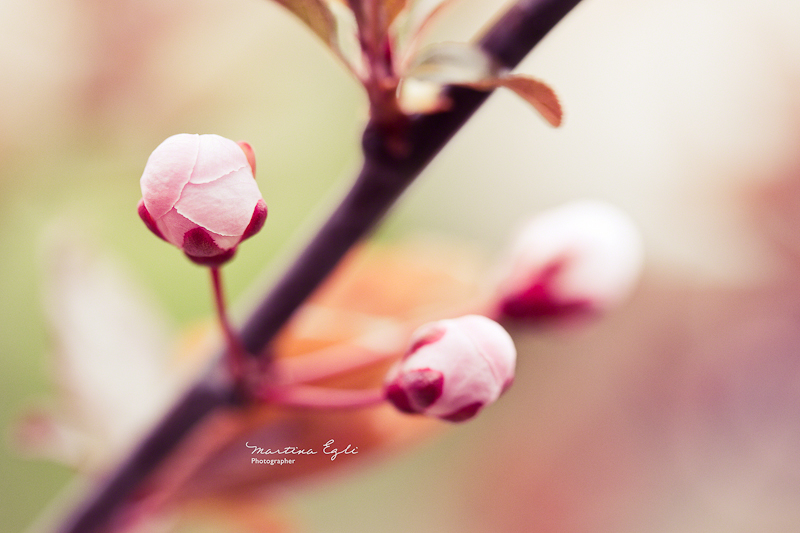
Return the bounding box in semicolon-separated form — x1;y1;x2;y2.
3;0;800;531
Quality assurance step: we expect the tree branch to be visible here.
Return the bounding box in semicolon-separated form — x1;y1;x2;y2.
53;0;583;531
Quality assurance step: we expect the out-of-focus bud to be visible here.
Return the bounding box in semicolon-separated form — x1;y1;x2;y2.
496;199;644;320
138;134;267;266
384;315;516;422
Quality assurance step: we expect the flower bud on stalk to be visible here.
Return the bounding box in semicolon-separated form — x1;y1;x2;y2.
138;133;267;266
385;315;516;422
496;200;644;320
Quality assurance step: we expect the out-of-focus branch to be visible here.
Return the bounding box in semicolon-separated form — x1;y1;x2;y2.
53;0;583;531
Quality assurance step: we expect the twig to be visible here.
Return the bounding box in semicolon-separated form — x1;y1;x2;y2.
53;0;583;531
210;267;248;386
262;385;387;410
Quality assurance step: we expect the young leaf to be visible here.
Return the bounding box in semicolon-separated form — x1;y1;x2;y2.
394;0;462;70
27;228;179;471
271;0;337;46
469;75;563;127
269;0;365;77
402;42;562;126
404;42;500;84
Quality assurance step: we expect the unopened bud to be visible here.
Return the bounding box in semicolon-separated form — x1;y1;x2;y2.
496;199;644;320
138;134;267;266
385;315;516;422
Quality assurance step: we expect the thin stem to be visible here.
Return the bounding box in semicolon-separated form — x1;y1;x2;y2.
273;338;404;386
264;385;387;410
210;267;247;384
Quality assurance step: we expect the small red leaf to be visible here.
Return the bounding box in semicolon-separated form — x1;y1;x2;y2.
269;0;364;76
494;75;563;127
465;75;563;127
271;0;337;45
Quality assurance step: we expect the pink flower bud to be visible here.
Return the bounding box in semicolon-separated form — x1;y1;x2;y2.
138;134;267;266
385;315;516;422
496;199;644;320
